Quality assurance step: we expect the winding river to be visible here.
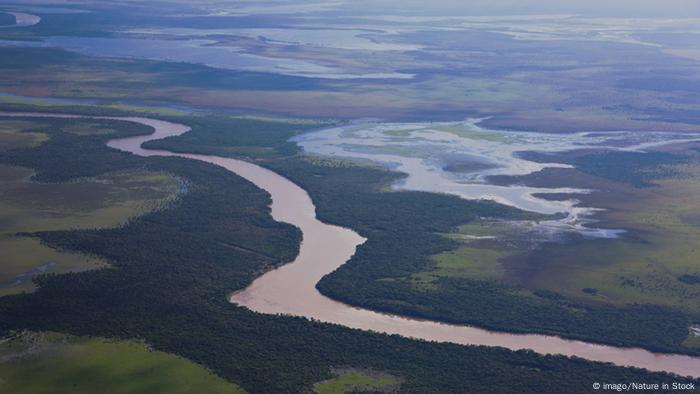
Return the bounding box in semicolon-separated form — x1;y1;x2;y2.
3;111;700;378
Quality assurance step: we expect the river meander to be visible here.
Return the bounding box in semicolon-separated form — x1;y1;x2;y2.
2;111;699;378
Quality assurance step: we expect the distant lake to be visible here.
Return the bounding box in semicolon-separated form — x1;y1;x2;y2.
0;35;413;79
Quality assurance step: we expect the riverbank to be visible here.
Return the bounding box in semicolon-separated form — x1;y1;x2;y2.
2;111;698;377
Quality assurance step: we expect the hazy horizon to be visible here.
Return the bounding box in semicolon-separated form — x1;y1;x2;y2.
229;0;700;18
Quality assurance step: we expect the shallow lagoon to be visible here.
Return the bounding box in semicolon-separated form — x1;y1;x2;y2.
129;26;422;51
6;111;699;378
294;119;700;236
0;35;413;80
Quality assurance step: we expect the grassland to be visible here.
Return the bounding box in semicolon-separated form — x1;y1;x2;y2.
0;117;181;295
298;148;695;353
0;162;180;296
396;152;700;349
0;5;697;388
1;33;699;131
423;246;506;281
0;120;48;151
0;237;105;297
314;369;400;394
0;165;180;233
0;332;244;394
409;220;531;288
0;105;693;392
508;163;700;315
432;124;510;142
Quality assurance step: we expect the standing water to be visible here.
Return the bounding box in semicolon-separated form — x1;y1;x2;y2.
2;111;698;378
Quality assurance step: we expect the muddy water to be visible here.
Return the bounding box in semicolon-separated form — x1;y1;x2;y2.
3;111;699;378
293;121;700;239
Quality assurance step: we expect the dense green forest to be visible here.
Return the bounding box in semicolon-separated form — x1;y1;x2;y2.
0;110;696;392
1;118;154;182
264;159;695;355
144;115;333;157
140;111;699;355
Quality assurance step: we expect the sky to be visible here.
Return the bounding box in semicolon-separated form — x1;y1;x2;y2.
337;0;700;17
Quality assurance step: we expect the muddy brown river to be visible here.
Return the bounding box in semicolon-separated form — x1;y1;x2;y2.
3;111;699;378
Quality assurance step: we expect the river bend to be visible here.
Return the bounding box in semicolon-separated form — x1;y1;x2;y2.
2;111;699;378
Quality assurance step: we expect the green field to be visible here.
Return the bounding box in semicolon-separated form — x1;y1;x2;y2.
2;3;700;390
420;246;507;284
0;165;181;234
0;237;106;297
0;162;180;296
391;157;700;349
0;332;245;394
0;120;49;151
414;220;527;286
511;164;700;314
314;369;400;394
415;159;700;313
0;118;181;296
0;105;693;392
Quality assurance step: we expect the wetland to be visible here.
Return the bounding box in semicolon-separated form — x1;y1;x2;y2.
4;111;698;377
2;1;700;391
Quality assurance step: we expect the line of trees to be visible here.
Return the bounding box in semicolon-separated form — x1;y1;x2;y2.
0;112;696;392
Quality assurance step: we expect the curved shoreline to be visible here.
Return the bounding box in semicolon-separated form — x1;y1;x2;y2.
293;121;700;240
2;111;699;378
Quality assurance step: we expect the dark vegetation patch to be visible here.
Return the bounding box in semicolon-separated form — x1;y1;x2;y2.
679;275;700;285
513;149;690;188
320;269;691;354
0;46;332;105
145;115;332;157
0;8;203;40
681;212;700;228
0;11;111;40
0;118;152;182
257;158;693;355
440;156;495;173
156;68;324;91
617;77;700;93
0;12;15;27
0;111;692;392
569;151;689;187
619;105;700;126
151;113;699;355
